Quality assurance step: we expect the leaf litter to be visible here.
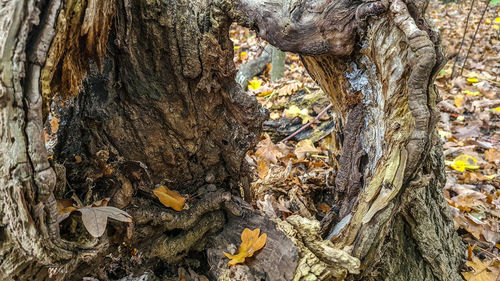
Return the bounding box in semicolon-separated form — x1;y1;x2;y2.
232;0;499;275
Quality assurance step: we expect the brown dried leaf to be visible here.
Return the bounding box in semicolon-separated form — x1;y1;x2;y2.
462;254;500;281
294;139;320;160
255;134;281;164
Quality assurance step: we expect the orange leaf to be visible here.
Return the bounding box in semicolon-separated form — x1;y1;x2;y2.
51;116;59;134
256;159;269;179
223;228;267;266
56;199;77;214
153;185;186;211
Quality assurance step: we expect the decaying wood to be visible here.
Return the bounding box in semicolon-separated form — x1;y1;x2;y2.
0;0;464;280
236;44;273;89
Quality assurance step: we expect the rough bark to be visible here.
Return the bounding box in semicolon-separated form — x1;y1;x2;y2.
0;0;465;280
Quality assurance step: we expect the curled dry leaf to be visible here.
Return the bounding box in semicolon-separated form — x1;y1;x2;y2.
223;228;267;266
56;199;77;214
153;185;186;211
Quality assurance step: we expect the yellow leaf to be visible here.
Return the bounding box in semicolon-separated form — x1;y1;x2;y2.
153;185;186;211
493;25;499;31
248;77;262;90
239;51;248;61
457;115;465;122
492;107;500;113
454;94;465;108
257;90;273;97
485;19;491;24
284;105;313;124
223;228;267;266
467;77;479;84
284;105;301;118
438;130;452;140
295;139;321;160
269;112;280;120
233;46;239;50
462;90;480;97
450;154;480;172
495;17;500;23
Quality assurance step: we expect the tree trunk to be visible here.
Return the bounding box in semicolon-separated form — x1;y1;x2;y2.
0;0;464;280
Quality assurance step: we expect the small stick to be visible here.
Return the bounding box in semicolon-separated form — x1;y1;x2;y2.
460;0;489;76
451;0;475;78
280;103;333;143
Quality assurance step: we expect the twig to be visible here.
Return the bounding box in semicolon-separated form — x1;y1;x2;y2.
460;0;490;76
451;0;475;78
280;103;333;143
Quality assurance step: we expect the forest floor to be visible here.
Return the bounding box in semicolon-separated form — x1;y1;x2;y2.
232;0;500;279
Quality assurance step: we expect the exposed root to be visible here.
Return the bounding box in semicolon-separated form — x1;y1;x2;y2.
129;191;232;263
148;211;225;263
276;216;360;281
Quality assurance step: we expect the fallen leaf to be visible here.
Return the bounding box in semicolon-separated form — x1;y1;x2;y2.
256;159;269;179
484;149;500;164
467;77;479;84
223;228;267;266
255;134;281;164
450;154;480;172
248;77;262;90
462;254;500;281
56;199;77;214
51;116;59;134
153;185;186;211
239;51;248;61
294;139;321;160
462;90;480;97
455;94;465;108
78;206;132;238
284;105;313;124
317;203;331;213
75;155;82;163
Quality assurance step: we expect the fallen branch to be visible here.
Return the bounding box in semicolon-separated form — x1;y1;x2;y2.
280;103;333;143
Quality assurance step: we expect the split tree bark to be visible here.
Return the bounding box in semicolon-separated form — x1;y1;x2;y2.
0;0;464;280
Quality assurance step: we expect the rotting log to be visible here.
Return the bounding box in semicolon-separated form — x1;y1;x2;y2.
0;0;464;280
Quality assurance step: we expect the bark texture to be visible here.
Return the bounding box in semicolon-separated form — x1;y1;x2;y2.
0;0;465;280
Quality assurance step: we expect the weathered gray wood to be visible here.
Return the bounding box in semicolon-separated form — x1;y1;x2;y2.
270;47;285;82
236;44;273;89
